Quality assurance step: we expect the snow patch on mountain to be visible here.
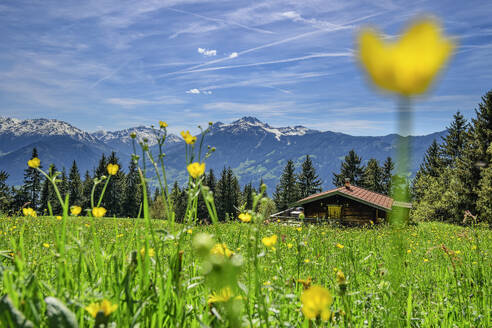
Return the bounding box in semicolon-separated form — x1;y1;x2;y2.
92;126;180;146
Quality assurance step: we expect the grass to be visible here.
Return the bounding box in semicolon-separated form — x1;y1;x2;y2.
0;216;490;327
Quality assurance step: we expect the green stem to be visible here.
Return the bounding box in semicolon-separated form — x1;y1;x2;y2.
97;175;111;208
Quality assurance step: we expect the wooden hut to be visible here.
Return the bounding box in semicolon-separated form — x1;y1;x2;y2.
293;181;407;225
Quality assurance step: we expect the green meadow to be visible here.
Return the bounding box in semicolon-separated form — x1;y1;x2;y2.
1;216;490;327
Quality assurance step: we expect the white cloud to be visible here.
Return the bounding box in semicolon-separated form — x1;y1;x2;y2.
198;48;217;56
105;97;185;107
185;88;212;95
229;52;238;59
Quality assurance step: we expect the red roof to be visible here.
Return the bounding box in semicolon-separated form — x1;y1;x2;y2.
295;185;394;211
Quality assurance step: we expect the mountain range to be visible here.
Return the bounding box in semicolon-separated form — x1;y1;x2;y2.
0;116;447;193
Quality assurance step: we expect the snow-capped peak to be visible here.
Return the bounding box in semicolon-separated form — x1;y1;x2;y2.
0;117;98;142
91;126;180;146
213;116;317;141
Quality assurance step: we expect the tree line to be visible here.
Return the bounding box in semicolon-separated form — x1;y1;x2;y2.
411;90;492;225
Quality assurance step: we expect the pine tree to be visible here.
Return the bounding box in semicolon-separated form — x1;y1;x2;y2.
362;158;384;193
297;155;322;198
123;160;142;218
23;148;42;209
10;186;28;215
381;157;394;195
273;160;299;211
332;150;365;187
440;111;469;166
417;140;443;178
215;167;241;220
205;169;216;194
60;167;69;202
68;160;83;206
450;90;492;222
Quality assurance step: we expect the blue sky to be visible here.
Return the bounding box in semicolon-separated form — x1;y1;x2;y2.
0;0;491;136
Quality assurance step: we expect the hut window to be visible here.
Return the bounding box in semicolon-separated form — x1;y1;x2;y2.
327;205;342;219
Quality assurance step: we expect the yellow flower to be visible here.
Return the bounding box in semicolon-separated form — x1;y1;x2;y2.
43;243;50;248
107;163;119;175
85;299;118;318
140;247;155;257
336;243;344;249
261;235;278;248
56;216;62;220
187;162;205;179
70;205;82;216
304;259;310;263
407;249;412;254
116;234;124;238
296;227;302;232
423;258;429;262
472;245;477;250
287;243;293;249
297;277;312;289
301;285;333;321
210;243;234;258
207;287;242;304
159;121;168;128
238;213;251;223
187;229;193;234
358;18;455;96
22;208;37;217
27;157;41;168
92;207;107;218
180;130;196;144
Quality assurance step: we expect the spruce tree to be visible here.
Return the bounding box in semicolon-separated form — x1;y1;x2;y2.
440;111;468;166
123;160;142;218
332;150;364;187
477;144;492;224
60;167;69;201
362;158;384;193
0;170;11;214
450;90;492;222
81;170;93;211
242;182;254;210
381;157;394;195
23;148;42;209
39;164;61;214
273;160;299;211
297;155;322;198
10;186;28;215
412;140;444;202
170;181;187;222
68;160;83;206
103;152;126;216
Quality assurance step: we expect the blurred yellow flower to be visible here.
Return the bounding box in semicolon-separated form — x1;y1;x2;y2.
187;229;193;234
107;163;119;175
207;286;242;304
27;157;40;168
159;121;168;128
92;207;107;218
301;285;333;321
56;216;62;220
304;259;310;263
358;18;454;96
336;270;346;285
407;249;412;254
85;299;118;318
297;277;312;289
43;243;50;248
187;162;205;179
180;130;197;144
296;227;302;232
210;243;234;258
238;213;251;223
70;205;82;216
423;258;429;262
22;208;37;217
262;235;278;248
287;243;293;249
140;247;155;257
336;243;344;249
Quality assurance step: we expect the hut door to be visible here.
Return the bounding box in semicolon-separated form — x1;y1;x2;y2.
327;205;342;219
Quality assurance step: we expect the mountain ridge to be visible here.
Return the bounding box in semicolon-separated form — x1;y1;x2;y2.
0;116;447;192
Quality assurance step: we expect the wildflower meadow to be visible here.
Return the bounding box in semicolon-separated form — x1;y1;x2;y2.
1;16;491;328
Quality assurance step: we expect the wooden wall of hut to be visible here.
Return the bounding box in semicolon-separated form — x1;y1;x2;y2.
302;194;387;225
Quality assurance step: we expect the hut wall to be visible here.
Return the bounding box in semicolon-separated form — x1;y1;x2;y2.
302;194;387;224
